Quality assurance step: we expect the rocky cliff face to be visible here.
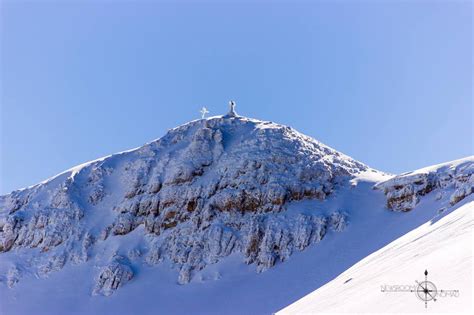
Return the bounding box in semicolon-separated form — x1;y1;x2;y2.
375;157;474;211
0;116;368;293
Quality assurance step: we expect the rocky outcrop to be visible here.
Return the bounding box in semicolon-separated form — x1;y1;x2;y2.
38;253;67;278
0;188;84;253
6;266;21;288
376;158;474;211
142;210;348;284
92;257;134;296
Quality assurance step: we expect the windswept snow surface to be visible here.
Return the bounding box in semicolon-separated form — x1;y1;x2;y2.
278;201;473;314
0;114;472;315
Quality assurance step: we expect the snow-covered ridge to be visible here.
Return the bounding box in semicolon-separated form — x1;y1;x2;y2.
277;201;473;314
0;115;371;292
375;156;474;211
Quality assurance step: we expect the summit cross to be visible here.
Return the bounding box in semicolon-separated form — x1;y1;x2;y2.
200;107;209;119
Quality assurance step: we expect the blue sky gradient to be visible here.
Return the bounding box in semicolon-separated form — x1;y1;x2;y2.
1;0;472;194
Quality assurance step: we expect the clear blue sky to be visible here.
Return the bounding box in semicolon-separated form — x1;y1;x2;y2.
1;0;472;194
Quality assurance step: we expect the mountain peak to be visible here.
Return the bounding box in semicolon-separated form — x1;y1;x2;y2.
0;113;472;313
0;115;373;288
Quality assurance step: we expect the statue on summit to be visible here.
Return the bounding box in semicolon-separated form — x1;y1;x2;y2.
227;101;237;117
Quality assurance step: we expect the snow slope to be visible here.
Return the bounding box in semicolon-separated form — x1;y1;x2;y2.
277;201;473;314
0;112;472;314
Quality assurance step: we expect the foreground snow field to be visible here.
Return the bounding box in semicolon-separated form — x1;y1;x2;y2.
0;113;472;314
278;201;473;314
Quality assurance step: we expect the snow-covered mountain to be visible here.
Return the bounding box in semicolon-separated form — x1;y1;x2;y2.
0;111;472;314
